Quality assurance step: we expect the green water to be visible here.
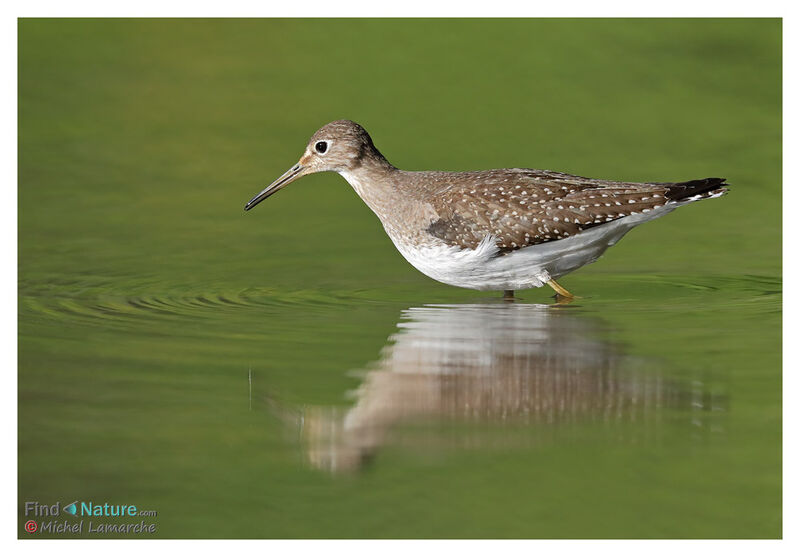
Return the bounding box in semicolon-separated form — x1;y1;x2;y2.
19;19;781;538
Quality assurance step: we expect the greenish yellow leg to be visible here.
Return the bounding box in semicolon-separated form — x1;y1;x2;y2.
547;279;575;299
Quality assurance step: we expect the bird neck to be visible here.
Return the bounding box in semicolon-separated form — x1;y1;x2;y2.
338;156;402;218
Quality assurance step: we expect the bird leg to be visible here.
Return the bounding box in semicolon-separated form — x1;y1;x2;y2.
503;289;515;301
546;279;574;299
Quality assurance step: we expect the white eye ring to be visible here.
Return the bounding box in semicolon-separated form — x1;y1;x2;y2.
315;140;329;154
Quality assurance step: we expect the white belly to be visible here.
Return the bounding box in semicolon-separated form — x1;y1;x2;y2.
387;203;682;291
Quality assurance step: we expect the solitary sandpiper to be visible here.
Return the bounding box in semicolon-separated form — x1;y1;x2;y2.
245;120;727;299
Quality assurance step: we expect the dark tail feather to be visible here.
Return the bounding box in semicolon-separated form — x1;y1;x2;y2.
663;177;729;202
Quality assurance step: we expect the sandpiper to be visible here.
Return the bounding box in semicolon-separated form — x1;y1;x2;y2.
245;120;727;299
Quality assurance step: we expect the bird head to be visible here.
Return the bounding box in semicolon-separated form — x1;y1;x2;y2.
244;120;382;211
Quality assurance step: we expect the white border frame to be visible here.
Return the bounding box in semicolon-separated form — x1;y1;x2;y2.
5;3;791;554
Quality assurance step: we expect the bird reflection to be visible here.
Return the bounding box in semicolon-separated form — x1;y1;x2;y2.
294;303;718;473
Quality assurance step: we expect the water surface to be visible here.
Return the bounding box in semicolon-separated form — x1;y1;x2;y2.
19;18;781;538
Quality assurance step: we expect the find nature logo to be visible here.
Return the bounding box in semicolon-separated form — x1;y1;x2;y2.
23;499;157;535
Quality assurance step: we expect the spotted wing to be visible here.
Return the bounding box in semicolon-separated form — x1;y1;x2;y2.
427;170;727;251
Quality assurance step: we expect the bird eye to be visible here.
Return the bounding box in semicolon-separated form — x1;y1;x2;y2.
315;141;328;154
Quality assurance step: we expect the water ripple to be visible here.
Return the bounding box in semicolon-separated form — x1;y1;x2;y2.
19;272;781;331
19;274;375;330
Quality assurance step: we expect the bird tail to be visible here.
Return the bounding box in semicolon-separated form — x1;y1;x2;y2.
663;177;729;202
